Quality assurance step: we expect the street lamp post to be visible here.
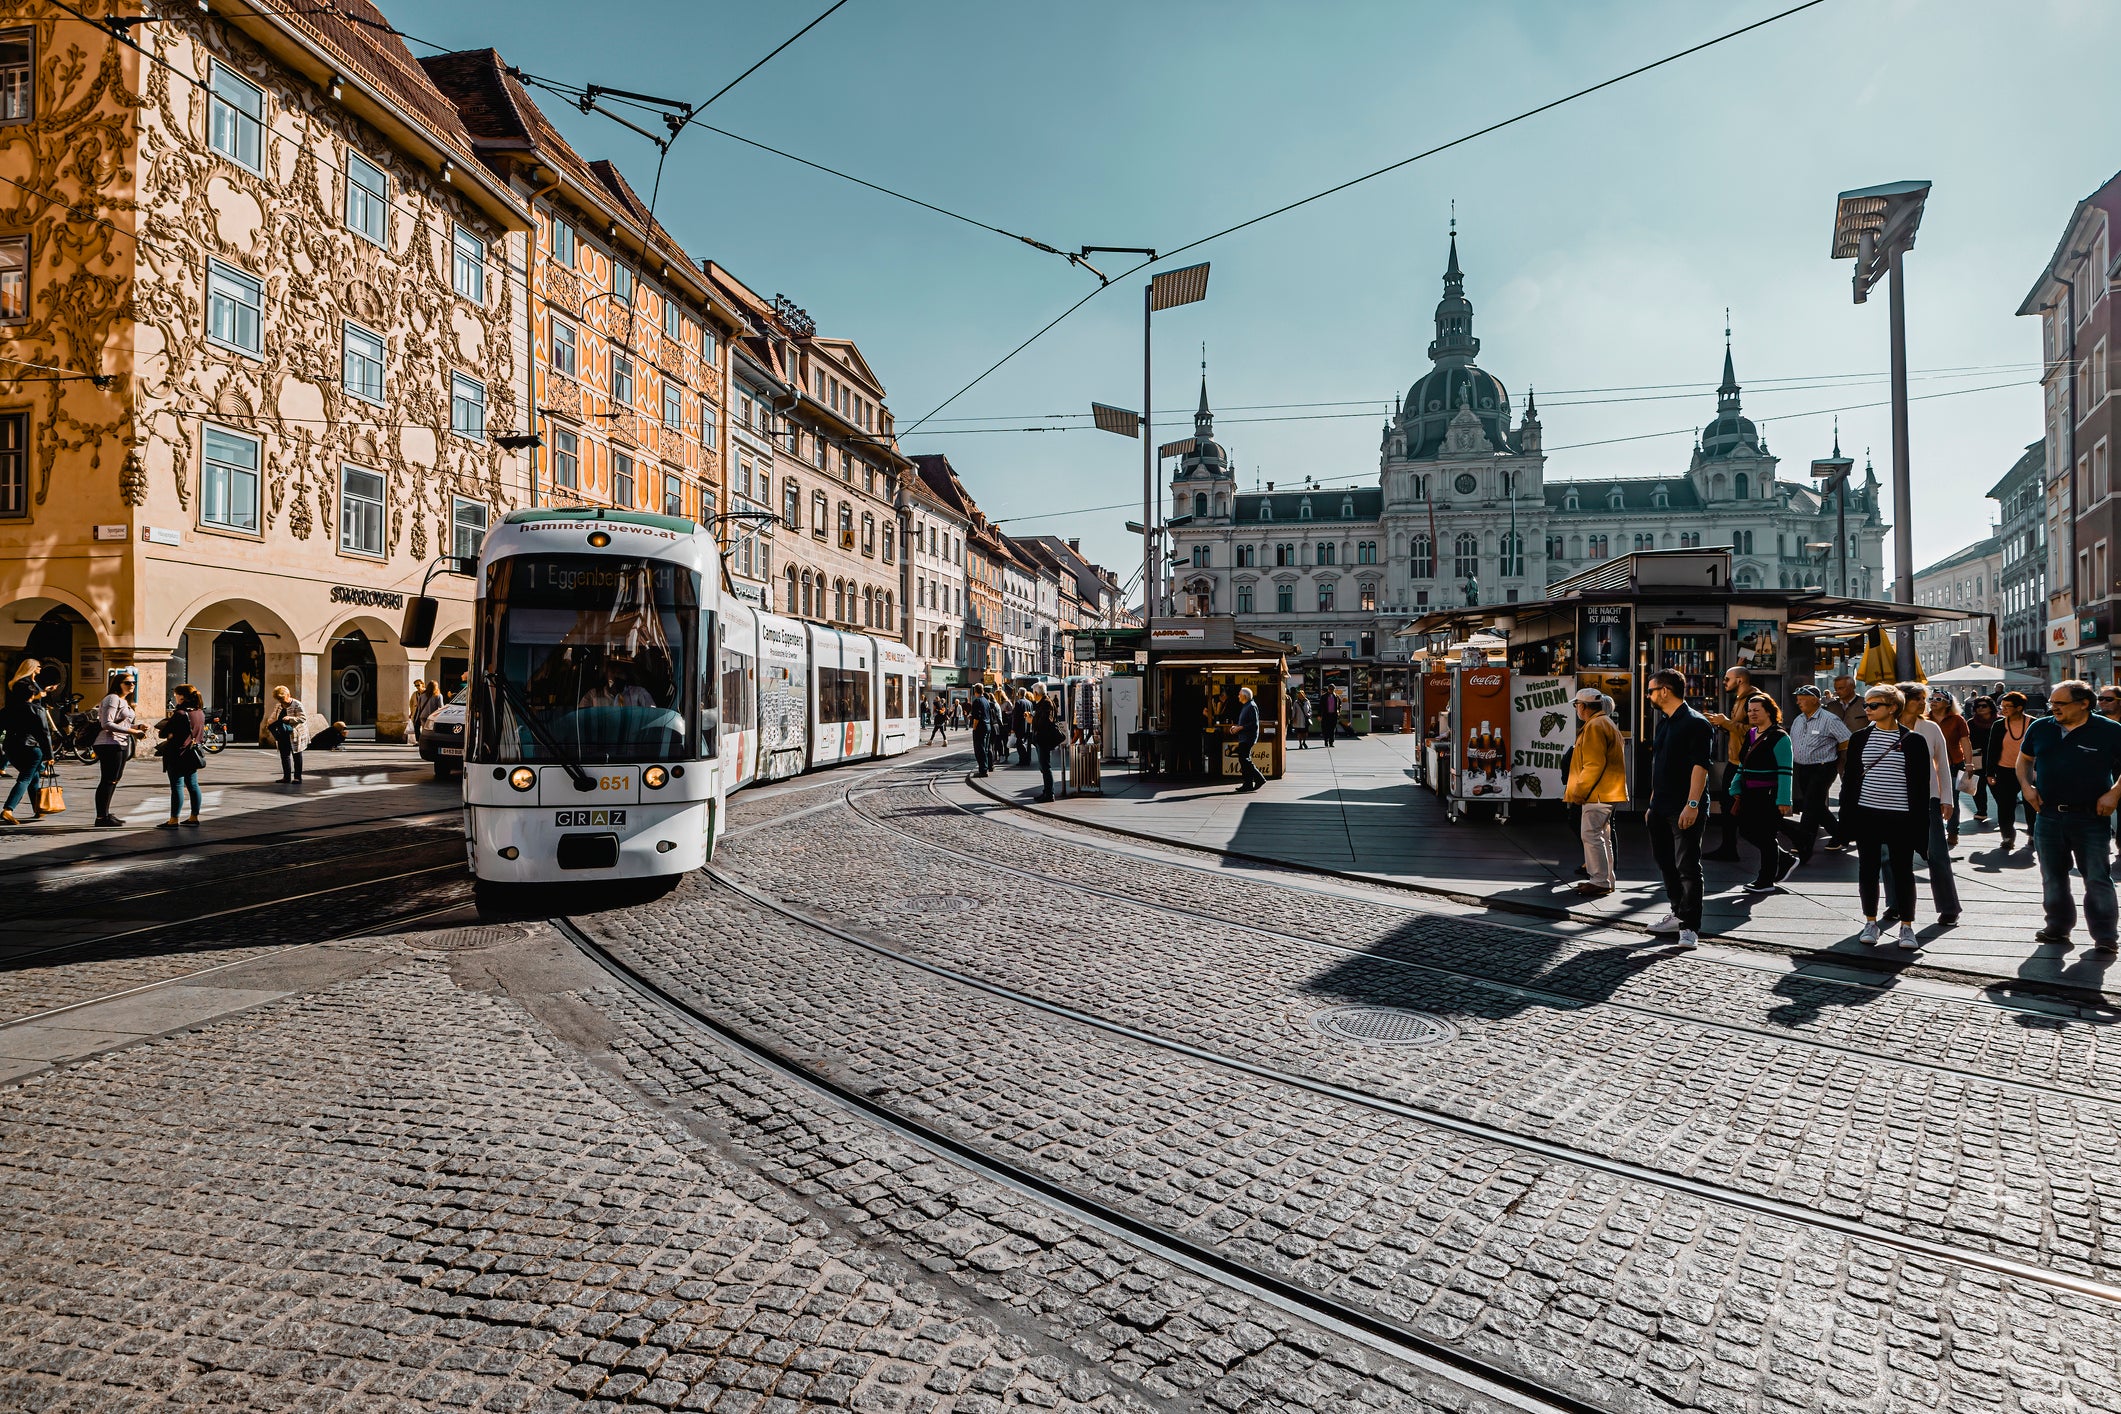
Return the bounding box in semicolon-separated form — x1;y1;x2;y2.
1832;180;1931;664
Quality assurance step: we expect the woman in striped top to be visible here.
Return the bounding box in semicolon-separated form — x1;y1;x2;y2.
1837;684;1933;948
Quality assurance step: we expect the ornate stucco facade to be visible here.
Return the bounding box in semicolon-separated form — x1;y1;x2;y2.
1167;235;1888;657
0;0;530;737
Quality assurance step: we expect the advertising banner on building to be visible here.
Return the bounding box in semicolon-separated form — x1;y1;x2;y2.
1508;675;1574;802
1734;618;1782;673
1576;604;1633;671
1453;664;1510;799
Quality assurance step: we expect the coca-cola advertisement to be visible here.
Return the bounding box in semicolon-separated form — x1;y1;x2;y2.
1453;665;1510;799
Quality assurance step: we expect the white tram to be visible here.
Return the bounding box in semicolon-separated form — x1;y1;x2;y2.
446;508;916;893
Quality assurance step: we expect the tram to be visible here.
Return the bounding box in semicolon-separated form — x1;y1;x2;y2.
427;507;916;895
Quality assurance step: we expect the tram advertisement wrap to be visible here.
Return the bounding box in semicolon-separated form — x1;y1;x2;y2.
1508;676;1574;802
1454;666;1510;799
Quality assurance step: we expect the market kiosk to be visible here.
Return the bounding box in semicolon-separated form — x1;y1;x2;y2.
1398;548;1979;812
1138;617;1297;781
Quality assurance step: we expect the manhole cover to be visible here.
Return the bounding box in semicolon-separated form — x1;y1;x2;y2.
902;893;978;918
1310;1004;1458;1048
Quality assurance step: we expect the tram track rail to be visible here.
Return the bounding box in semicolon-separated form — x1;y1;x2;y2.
824;776;2111;1105
553;911;1601;1414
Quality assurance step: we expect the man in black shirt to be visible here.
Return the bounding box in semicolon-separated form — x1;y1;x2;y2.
1645;669;1715;949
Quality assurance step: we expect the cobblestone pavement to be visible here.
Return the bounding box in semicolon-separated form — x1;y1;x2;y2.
707;771;2121;1278
9;754;2121;1413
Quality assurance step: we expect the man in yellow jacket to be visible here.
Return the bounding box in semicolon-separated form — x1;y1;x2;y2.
1564;687;1629;895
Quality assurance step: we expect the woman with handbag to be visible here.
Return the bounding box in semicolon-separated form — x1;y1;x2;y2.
2;658;56;824
1031;683;1064;802
158;683;207;827
1930;692;1971;846
1839;683;1932;949
92;667;146;827
1729;692;1797;893
268;685;311;782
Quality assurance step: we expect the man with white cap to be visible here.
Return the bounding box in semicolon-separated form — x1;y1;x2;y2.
1563;686;1628;895
1788;684;1850;858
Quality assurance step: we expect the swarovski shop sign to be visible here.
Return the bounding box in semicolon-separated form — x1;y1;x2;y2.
330;585;405;610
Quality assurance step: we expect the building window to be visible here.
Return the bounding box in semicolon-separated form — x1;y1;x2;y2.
551;317;576;378
882;523;895;563
208;63;264;170
451;496;487;560
612;451;636;507
612;262;633;307
0;235;25;322
1276;584;1293;613
1341;496;1355;518
0;409;23;518
1500;531;1524;578
662;297;681;342
813;433;826;469
0;29;30;124
450;373;486;439
1359;584;1377;611
1260;502;1273;521
1357;541;1377;564
346;152;387;245
551;426;578;489
1546;533;1564;560
861;511;875;555
201;425;260;533
701;323;718;363
342;323;385;404
1589;534;1609;559
550;216;575;266
838;503;854;549
1734;473;1750;501
1412;534;1433;578
1274;543;1294;567
452;225;486;303
701;401;717;450
1299;498;1313;520
663;472;684;518
207;261;264;355
1454;533;1478;579
784;481;800;529
662;378;683;428
1317;541;1335;565
1235;583;1254;613
812;490;828;535
1318;582;1335;611
611;350;634;407
1192;544;1210;568
2098;441;2112;503
339;465;385;556
1235;545;1255;567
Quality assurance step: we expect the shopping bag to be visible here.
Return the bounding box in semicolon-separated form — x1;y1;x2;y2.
35;765;65;815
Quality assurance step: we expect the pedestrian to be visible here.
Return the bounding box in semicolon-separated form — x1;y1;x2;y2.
1643;669;1714;949
1;657;56;825
2018;679;2121;951
1231;685;1266;793
971;687;996;776
1787;684;1850;856
309;720;348;751
1841;683;1930;948
1289;686;1312;749
1563;686;1626;896
411;679;444;740
1320;686;1341;749
1930;690;1971;846
92;667;146;826
1701;665;1755;862
1983;690;2037;851
1013;689;1033;766
268;684;310;783
1879;682;1961;927
1031;683;1064;801
1828;674;1869;736
928;692;949;745
1725;693;1798;892
157;682;207;828
1965;696;1997;822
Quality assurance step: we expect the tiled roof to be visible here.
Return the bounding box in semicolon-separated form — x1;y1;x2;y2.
286;1;486;170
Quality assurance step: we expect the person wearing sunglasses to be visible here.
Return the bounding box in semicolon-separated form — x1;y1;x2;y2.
2018;680;2121;951
1838;684;1931;948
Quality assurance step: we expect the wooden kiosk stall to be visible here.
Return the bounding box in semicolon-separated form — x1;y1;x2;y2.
1139;617;1298;781
1398;548;1979;811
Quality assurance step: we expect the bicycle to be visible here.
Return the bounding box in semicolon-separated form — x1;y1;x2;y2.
201;708;230;755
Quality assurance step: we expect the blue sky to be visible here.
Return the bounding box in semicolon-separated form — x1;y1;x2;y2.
404;0;2110;582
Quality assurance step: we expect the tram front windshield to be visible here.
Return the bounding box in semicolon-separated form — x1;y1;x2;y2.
476;555;703;765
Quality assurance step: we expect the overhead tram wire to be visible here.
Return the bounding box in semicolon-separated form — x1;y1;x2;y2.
980;376;2032;528
898;0;1835;436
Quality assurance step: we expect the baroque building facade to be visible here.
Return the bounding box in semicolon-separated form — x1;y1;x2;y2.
0;0;531;738
1167;235;1888;656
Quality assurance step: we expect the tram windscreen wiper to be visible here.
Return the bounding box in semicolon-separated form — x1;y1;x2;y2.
485;670;596;791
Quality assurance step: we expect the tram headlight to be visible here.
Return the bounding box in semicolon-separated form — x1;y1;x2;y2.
507;766;537;792
643;765;668;790
587;530;611;548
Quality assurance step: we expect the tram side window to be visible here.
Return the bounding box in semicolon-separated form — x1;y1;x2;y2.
885;673;904;719
720;646;755;730
816;665;842;724
848;669;871;722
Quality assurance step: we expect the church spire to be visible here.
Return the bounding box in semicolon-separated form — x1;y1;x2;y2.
1718;309;1741;412
1195;345;1213;437
1428;223;1480;363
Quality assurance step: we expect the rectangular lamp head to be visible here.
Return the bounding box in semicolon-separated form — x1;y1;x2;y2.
1149;262;1210;312
1092;403;1141;438
1810;455;1855;480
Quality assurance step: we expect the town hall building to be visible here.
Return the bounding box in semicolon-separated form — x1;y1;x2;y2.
1167;234;1889;656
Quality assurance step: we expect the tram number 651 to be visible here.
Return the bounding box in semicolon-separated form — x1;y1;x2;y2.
597;774;631;791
